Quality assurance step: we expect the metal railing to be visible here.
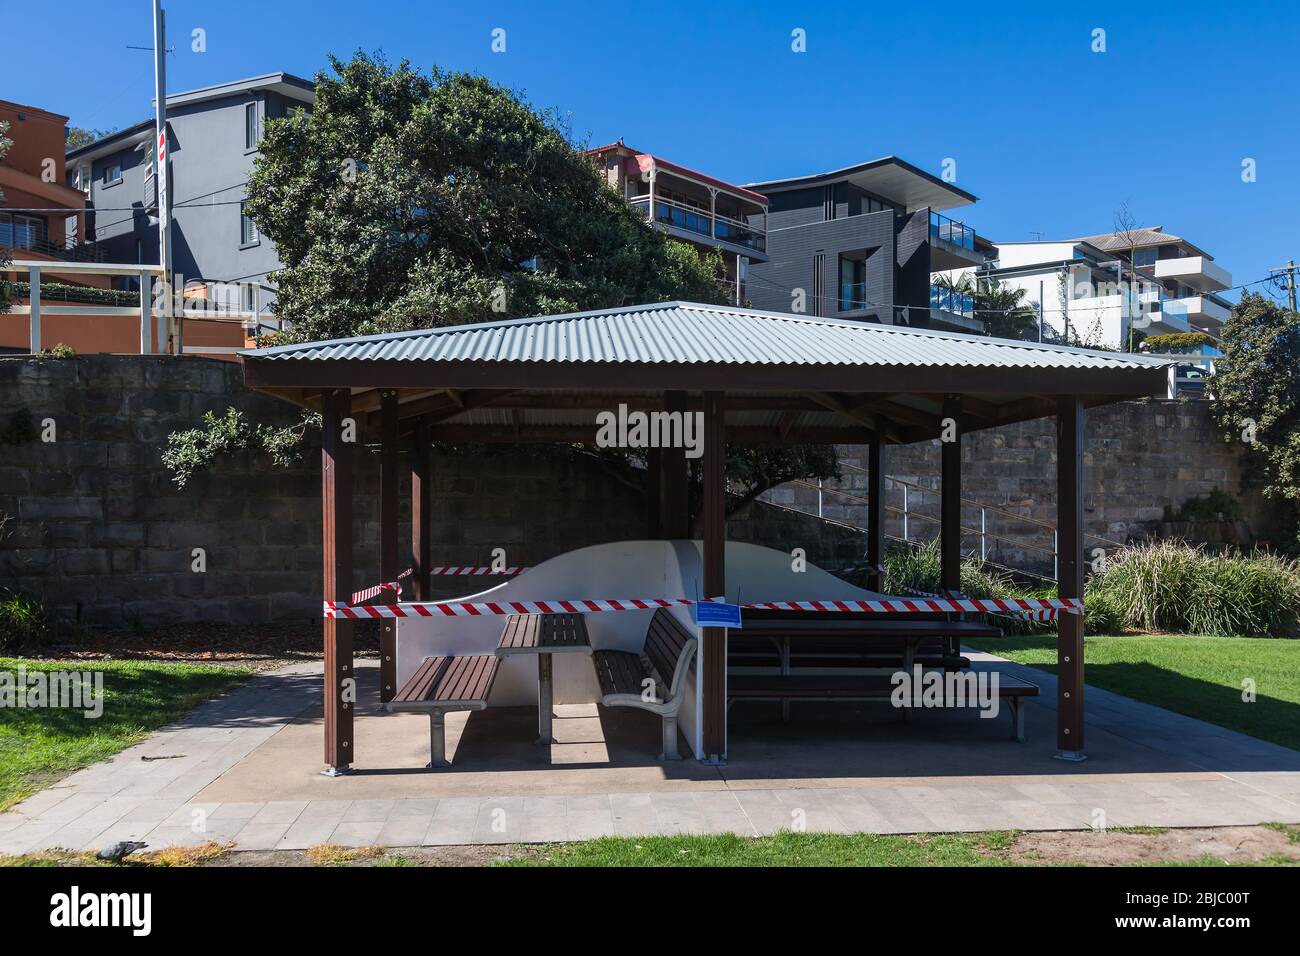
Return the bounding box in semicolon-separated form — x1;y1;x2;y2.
930;283;974;316
788;463;1126;582
1;235;106;263
629;195;766;252
929;210;975;251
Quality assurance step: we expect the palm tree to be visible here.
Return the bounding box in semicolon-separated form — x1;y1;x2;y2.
933;274;1040;340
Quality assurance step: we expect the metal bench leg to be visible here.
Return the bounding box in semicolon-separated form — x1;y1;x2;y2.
1010;698;1025;742
537;653;553;745
658;715;681;761
428;711;448;768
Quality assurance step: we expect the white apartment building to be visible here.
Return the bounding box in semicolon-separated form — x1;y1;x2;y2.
974;226;1232;349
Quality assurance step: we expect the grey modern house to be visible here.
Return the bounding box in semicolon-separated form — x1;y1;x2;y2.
66;73;314;330
743;157;993;331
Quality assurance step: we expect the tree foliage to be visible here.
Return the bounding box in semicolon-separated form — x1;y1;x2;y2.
244;53;727;342
1211;293;1300;550
934;273;1039;341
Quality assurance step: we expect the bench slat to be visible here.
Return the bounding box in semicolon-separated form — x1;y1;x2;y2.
393;655;500;706
729;673;1040;700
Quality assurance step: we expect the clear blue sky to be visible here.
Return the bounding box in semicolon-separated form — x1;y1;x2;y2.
8;0;1297;300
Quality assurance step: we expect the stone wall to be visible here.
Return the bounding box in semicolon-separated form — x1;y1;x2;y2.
762;400;1278;576
0;356;858;629
1;356;1273;628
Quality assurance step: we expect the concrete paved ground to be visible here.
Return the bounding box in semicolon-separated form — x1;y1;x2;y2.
3;653;1299;854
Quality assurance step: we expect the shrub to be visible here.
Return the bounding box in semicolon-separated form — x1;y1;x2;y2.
1087;540;1300;637
0;588;52;649
33;343;76;359
1143;331;1217;354
1162;488;1243;522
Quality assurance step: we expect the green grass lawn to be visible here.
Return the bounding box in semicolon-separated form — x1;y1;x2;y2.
966;634;1300;752
506;830;1022;866
0;658;252;811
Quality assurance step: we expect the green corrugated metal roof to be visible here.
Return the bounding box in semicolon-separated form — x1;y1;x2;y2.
242;301;1171;372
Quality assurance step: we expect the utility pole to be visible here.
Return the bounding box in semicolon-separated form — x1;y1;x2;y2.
152;0;176;354
1269;259;1297;313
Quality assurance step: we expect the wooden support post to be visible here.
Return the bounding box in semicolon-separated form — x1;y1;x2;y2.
940;396;963;657
411;421;431;601
1056;396;1086;758
701;390;727;761
645;447;663;538
321;389;354;773
662;391;689;539
867;434;885;592
379;390;399;704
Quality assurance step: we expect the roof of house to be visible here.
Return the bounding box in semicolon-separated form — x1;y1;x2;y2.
587;142;767;205
1075;226;1211;259
745;156;977;212
66;72;314;161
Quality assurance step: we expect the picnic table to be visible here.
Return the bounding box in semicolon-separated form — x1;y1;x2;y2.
496;613;592;744
731;615;1003;722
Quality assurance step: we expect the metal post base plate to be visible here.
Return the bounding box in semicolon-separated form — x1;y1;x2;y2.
320;765;355;777
1053;750;1089;762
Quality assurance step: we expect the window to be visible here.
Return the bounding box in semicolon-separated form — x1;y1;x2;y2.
839;255;867;311
240;202;258;245
103;161;122;185
242;282;257;314
0;213;46;249
245;102;260;149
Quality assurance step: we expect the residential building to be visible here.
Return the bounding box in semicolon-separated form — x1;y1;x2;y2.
67;72;314;333
978;226;1233;349
0;99;102;274
742;157;994;331
587;141;768;304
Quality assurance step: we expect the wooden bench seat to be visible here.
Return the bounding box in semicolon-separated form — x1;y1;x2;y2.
385;655;500;768
591;608;697;760
728;672;1040;741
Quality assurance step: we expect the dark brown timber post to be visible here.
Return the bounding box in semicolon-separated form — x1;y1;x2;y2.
379;390;399;704
1056;396;1086;758
701;391;727;761
322;389;354;773
410;421;432;601
940;396;963;656
645;447;663;538
662;391;689;539
867;434;885;592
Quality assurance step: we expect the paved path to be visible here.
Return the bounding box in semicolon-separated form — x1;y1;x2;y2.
2;654;1299;854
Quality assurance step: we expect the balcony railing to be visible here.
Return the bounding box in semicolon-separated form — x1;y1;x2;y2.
929;210;975;250
930;283;974;316
840;281;868;312
0;233;106;263
630;195;766;253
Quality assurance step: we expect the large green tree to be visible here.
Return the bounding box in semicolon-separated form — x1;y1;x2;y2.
245;53;725;342
172;55;839;510
1211;293;1300;550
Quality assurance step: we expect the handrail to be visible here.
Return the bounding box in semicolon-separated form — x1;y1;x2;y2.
835;461;1126;548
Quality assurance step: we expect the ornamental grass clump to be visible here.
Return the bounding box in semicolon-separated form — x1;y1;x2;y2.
1086;540;1300;638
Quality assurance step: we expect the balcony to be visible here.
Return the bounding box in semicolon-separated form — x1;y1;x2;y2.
1150;294;1230;332
928;210;983;270
629;195;767;256
1152;256;1231;293
0;232;105;264
930;283;974;317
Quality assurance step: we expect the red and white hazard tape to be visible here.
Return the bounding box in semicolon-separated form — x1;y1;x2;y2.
323;595;1082;619
350;580;402;604
325;597;695;619
429;566;529;576
740;597;1083;615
